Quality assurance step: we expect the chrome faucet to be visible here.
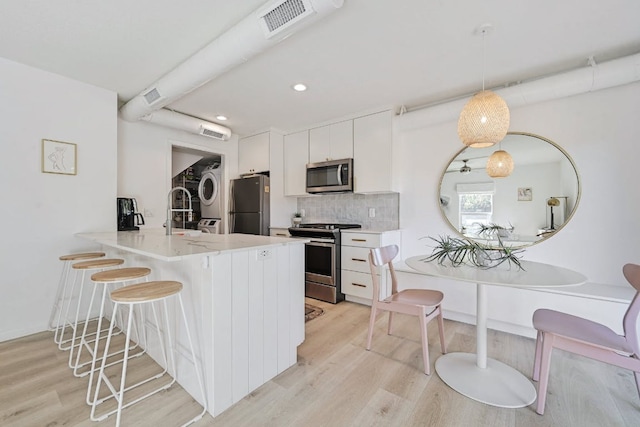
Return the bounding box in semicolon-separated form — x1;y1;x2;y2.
166;186;193;235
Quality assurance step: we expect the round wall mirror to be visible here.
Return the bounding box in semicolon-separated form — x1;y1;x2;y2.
439;132;581;247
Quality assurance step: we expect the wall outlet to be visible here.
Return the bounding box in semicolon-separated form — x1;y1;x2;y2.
300;209;305;217
368;208;376;218
257;249;272;260
144;208;153;217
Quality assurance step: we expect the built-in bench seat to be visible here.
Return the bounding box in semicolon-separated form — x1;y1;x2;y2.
390;262;634;339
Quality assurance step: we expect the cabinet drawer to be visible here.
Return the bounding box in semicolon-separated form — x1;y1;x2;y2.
269;227;291;237
342;246;376;274
342;232;381;248
341;270;375;299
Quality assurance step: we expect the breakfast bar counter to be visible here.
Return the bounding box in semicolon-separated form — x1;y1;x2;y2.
77;229;307;417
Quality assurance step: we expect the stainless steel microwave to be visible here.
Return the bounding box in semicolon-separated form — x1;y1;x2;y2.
306;158;353;194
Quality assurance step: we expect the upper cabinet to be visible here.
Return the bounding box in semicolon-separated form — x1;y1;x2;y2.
353;110;393;193
309;120;353;163
283;130;309;197
238;132;270;175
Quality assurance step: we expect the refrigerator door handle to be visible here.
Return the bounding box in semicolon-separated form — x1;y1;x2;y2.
337;165;343;186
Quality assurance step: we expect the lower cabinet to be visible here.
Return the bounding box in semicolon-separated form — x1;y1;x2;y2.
340;230;401;305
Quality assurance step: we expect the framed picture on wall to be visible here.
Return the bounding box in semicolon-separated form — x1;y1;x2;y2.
42;139;77;175
518;187;532;201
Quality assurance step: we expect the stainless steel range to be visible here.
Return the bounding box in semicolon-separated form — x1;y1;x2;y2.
288;223;361;304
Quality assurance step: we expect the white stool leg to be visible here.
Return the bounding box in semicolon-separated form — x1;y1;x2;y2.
49;260;70;333
57;268;80;351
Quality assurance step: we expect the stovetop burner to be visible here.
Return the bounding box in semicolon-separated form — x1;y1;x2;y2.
296;223;362;230
288;223;361;238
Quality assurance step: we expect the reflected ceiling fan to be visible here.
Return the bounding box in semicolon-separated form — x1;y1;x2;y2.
445;156;487;174
446;159;473;174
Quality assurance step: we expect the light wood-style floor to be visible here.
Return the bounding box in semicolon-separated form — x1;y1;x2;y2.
2;299;639;426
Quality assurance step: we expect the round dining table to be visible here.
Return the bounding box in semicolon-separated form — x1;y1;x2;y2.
405;256;587;408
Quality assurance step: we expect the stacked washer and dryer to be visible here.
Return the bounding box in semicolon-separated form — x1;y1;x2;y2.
197;163;223;234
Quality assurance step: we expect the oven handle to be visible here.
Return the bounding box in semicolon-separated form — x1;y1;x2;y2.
306;239;335;246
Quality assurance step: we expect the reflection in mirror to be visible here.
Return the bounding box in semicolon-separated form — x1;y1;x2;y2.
439;132;580;247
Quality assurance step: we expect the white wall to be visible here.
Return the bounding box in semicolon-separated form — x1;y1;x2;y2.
0;57;117;342
118;119;239;231
396;81;640;288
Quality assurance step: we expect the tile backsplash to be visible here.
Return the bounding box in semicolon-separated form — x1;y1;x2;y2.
297;193;399;230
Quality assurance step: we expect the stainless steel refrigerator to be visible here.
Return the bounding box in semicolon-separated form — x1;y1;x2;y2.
229;175;270;235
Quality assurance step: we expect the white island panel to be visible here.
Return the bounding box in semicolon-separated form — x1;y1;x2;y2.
77;230;305;418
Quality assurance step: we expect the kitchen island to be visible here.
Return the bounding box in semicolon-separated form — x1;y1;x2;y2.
77;229;306;417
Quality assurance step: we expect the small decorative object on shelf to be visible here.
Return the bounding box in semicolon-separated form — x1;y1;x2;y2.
292;212;303;227
478;222;514;239
421;235;524;270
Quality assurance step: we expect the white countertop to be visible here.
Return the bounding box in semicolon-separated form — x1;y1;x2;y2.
77;229;307;262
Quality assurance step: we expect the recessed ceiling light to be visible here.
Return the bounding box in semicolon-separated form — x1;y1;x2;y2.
216;115;228;121
292;83;307;92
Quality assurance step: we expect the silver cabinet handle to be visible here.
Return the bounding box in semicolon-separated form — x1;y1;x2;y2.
351;238;367;242
352;283;367;288
352;258;367;262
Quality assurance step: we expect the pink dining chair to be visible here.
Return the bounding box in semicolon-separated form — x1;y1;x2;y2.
532;263;640;415
366;245;447;375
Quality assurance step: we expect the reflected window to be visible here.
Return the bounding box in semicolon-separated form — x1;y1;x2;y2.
459;193;493;231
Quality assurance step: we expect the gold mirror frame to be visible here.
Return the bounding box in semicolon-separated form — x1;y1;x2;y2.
438;132;581;248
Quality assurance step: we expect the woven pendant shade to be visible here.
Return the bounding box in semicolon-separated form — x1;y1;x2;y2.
486;149;514;178
457;90;510;148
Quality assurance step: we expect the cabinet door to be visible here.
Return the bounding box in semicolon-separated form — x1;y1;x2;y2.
239;132;270;175
309;121;353;163
284;130;309;196
353;111;393;193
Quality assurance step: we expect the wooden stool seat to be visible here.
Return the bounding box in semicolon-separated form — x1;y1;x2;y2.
59;252;105;261
73;259;124;270
91;267;151;283
111;281;183;303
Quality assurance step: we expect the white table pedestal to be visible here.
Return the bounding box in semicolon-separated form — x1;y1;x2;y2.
435;353;536;408
434;283;536;408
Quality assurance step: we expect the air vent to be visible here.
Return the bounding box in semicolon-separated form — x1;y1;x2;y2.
199;125;231;141
143;88;162;105
201;128;224;139
259;0;315;38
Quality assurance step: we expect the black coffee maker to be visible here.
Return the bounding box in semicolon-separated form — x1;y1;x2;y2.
117;198;145;231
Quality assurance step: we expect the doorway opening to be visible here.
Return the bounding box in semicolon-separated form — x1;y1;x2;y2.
171;145;225;232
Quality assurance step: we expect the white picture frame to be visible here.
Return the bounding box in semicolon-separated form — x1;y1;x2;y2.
42;139;77;175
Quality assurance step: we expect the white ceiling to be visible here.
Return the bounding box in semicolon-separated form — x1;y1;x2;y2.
1;0;639;137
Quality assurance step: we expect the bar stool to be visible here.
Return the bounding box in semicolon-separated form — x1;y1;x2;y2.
91;281;207;427
66;258;125;368
50;252;105;347
75;267;152;405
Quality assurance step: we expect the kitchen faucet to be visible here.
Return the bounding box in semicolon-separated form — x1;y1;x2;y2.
166;186;193;235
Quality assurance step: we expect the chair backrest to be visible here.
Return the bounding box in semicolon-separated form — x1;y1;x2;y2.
369;245;399;302
622;263;640;355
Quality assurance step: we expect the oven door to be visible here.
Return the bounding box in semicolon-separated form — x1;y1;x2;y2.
305;239;335;285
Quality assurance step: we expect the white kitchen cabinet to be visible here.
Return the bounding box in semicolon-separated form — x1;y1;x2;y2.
239;132;270;175
340;229;401;305
283;130;309;196
353;110;393;193
309;120;353;163
269;227;291;237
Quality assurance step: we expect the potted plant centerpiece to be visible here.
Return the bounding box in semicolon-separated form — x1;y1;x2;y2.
422;234;524;270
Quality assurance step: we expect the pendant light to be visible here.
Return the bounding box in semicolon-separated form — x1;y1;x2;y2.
458;24;510;148
486;147;514;178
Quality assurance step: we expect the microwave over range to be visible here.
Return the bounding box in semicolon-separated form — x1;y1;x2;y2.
306;158;353;194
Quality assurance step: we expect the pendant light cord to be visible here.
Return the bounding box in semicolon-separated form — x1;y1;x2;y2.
481;29;486;91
